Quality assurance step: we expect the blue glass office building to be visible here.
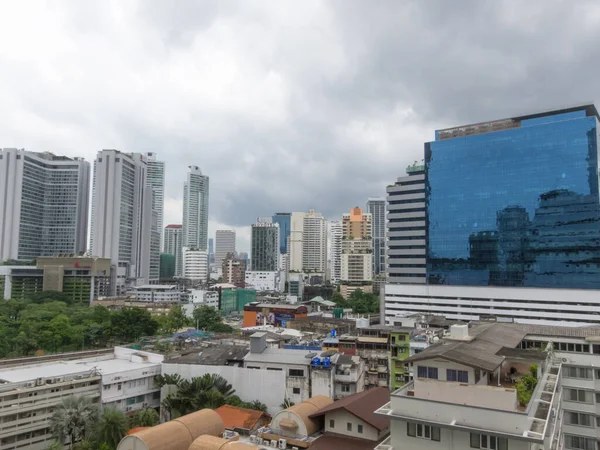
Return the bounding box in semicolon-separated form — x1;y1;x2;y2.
272;213;291;254
426;105;600;289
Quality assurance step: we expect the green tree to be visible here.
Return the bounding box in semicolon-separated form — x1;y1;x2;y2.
246;400;268;413
130;408;159;428
110;308;159;342
154;373;183;388
46;442;64;450
49;396;98;449
93;407;128;450
161;374;235;418
193;305;222;330
280;398;295;409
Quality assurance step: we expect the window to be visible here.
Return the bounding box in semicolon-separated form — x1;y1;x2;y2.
341;385;350;393
357;424;363;434
329;419;334;428
407;422;440;441
564;435;596;450
293;388;300;395
346;422;352;432
470;433;507;450
447;369;468;383
417;366;439;380
117;383;122;390
566;389;592;403
565;412;593;427
126;397;135;406
289;369;304;377
103;385;110;390
153;392;160;400
136;395;145;403
564;366;592;379
267;367;283;371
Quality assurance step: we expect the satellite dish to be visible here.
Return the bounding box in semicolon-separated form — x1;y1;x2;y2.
305;352;317;358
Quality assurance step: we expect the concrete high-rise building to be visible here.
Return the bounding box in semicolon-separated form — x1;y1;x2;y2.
367;198;386;276
340;208;373;295
222;252;245;286
90;150;153;294
208;237;214;264
215;230;236;267
182;247;208;283
272;213;291;254
182;165;209;251
163;224;183;276
329;220;342;284
302;209;328;274
384;104;600;325
288;212;305;272
250;222;280;272
145;152;165;243
0;149;90;261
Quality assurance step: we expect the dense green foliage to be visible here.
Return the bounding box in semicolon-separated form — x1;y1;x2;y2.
130;408;160;428
331;289;379;313
49;396;98;449
193;305;234;332
0;297;160;358
93;408;128;450
515;364;539;407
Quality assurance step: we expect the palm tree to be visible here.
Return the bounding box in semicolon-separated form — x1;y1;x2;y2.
50;396;98;449
94;407;128;450
280;398;295;409
130;408;159;427
247;400;268;413
153;373;182;388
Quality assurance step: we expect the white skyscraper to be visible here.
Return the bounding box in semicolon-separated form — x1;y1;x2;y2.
145;152;165;244
366;197;386;276
215;230;236;267
182;166;209;251
0;149;90;261
288;212;305;272
329;220;342;284
90;150;153;294
182;247;208;283
302;209;327;274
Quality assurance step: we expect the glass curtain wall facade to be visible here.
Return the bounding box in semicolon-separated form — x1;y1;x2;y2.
426;106;600;289
272;213;291;254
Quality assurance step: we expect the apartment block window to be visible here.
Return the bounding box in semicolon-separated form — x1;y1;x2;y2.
357;424;363;434
347;423;352;432
417;366;438;380
341;385;350;393
566;389;593;403
564;435;596;450
329;419;335;428
563;366;593;379
565;412;593;427
293;388;300;394
407;422;440;441
446;369;468;383
470;433;507;450
289;369;304;377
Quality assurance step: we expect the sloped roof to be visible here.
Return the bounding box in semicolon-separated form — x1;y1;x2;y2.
311;433;388;450
214;405;271;431
303;297;336;307
308;387;390;431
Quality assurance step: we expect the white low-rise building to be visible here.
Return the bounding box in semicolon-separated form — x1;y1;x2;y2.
134;284;181;302
245;271;282;292
0;347;163;450
182;247;208;283
182;289;219;318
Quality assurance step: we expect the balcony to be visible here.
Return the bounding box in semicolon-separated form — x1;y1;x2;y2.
374;435;394;450
335;372;359;383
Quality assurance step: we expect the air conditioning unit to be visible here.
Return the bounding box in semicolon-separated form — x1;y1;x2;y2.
55;377;64;383
25;382;35;388
142;402;148;407
271;440;278;448
257;438;263;445
279;439;287;449
292;447;299;450
36;378;44;386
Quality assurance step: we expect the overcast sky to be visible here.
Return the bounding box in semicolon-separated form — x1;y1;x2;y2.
1;0;598;252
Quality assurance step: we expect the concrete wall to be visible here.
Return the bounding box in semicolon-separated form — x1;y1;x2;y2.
389;419;530;450
162;363;286;414
311;368;335;398
415;359;476;384
325;409;383;441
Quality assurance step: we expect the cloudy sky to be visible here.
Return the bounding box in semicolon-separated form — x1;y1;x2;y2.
1;0;598;252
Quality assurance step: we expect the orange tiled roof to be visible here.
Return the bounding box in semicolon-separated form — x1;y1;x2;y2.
214;405;271;431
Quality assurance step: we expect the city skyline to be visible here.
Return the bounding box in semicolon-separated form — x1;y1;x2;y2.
2;2;596;254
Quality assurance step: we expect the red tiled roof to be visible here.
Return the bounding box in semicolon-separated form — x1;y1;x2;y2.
310;432;389;450
214;405;271;431
308;387;390;431
165;224;183;228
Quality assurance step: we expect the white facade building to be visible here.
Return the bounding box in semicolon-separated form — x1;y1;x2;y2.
145;152;165;243
134;284;181;302
182;165;209;252
182;247;208;283
245;270;281;292
329;220;342;284
0;149;90;261
215;230;236;267
289;212;305;272
0;348;162;450
303;210;328;274
341;239;373;282
91;150;153;294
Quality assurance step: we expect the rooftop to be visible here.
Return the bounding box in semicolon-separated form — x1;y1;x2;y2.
167;345;248;366
214;404;271;431
135;284;179;290
309;387;390;431
243;347;313;365
311;433;388;450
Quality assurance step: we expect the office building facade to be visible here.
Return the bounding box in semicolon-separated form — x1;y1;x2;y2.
0;149;90;261
90;150;153;293
329;220;342;284
182;165;209;251
182;247;208;283
163;224;183;276
367;198;386;276
251;222;280;272
215;230;236;267
288;212;305;272
145;152;165;243
303;209;328;274
384;104;600;325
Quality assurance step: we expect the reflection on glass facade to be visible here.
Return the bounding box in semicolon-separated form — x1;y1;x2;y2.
426;106;600;289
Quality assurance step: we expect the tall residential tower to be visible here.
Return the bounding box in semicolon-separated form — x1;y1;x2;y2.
215;230;236;267
182;165;209;251
367;197;386;276
0;149;90;261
